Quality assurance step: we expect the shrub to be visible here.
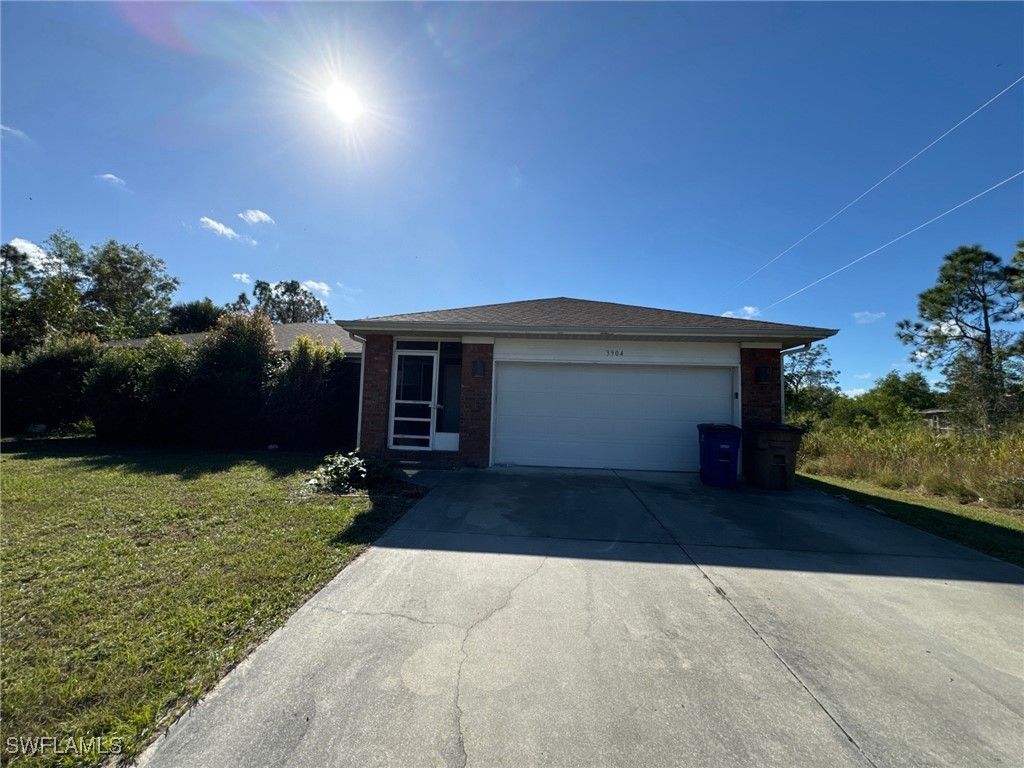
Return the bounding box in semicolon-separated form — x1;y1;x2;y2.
264;336;357;450
2;335;103;433
1;352;27;433
309;452;398;494
85;346;146;441
986;477;1024;510
85;336;193;443
186;311;275;446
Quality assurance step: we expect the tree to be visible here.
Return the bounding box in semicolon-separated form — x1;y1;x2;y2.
832;371;937;428
224;292;252;314
163;298;225;334
2;230;182;351
81;240;179;339
1;243;37;354
784;343;840;423
1;230;89;352
897;244;1022;430
253;280;331;323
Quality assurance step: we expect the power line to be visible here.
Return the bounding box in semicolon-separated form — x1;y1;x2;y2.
755;169;1024;315
730;74;1024;291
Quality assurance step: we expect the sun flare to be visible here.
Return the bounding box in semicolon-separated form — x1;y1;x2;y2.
324;82;364;124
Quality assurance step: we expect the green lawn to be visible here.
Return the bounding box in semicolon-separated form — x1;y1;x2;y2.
798;472;1024;567
0;440;415;767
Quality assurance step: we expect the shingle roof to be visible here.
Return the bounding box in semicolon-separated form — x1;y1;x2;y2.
108;323;362;356
340;297;836;344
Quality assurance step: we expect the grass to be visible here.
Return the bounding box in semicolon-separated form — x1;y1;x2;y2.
798;424;1024;509
798;473;1024;567
0;439;416;768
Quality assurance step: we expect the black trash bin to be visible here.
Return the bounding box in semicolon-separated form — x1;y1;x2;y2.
742;422;804;491
697;423;742;487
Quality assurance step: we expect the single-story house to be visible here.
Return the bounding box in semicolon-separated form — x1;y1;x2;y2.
338;297;836;472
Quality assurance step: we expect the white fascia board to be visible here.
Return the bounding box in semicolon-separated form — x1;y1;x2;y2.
339;322;835;342
461;336;495;344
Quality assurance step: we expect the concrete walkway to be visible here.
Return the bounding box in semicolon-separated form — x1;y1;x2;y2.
138;468;1023;768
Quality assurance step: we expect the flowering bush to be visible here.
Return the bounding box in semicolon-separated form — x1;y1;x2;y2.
309;452;397;494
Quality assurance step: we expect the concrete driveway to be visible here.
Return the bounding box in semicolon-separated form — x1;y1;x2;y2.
139;468;1023;768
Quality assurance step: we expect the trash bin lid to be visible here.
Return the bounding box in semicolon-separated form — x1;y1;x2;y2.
697;423;741;431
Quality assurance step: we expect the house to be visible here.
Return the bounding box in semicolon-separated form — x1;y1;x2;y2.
918;408;952;432
338;298;836;472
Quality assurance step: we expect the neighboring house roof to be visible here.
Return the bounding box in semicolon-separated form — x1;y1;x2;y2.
108;322;362;357
339;297;836;346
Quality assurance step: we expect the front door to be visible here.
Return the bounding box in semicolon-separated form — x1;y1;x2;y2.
389;351;438;450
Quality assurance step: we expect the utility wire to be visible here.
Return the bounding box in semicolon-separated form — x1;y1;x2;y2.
756;169;1024;315
730;74;1024;291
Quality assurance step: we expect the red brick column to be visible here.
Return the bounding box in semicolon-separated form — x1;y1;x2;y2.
459;343;494;467
359;334;393;456
740;348;782;425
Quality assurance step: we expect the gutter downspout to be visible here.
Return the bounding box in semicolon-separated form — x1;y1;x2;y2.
779;342;812;422
350;333;367;452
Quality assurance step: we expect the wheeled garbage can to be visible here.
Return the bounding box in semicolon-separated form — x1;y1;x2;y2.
697;423;742;487
742;422;804;491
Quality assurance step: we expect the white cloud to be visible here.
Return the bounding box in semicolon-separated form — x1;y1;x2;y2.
95;173;126;187
335;282;364;303
0;124;30;142
303;280;331;298
843;388;866;397
722;306;760;319
232;272;252;284
852;310;886;324
238;209;275;226
200;216;239;239
8;238;48;270
854;372;873;380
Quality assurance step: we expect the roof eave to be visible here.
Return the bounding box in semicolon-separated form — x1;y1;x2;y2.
337;320;838;344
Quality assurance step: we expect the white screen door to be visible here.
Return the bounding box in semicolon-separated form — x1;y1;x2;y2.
390;351;438;449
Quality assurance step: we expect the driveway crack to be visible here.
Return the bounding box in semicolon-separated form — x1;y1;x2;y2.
314;605;467;631
453;556;548;768
613;471;880;768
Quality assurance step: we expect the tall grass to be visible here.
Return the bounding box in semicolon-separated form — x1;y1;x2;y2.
798;424;1024;510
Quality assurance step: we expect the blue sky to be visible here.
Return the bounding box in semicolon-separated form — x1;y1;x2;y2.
2;2;1022;394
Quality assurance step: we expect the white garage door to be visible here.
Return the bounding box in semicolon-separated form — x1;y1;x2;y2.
492;363;735;471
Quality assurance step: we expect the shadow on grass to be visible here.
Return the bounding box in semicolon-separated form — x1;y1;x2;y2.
329;487;425;549
798;474;1024;568
1;436;330;480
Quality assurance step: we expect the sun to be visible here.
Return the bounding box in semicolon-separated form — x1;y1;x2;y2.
324;82;365;125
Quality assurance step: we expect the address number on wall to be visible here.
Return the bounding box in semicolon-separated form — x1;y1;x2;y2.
606;349;624;357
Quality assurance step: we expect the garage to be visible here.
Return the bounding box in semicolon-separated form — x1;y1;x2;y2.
492;362;736;471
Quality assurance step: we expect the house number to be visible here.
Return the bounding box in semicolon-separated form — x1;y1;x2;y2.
606;349;624;357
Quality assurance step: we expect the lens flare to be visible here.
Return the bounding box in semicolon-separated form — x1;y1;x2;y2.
324;83;364;124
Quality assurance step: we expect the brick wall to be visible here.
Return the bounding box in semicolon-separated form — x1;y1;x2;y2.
359;334;393;455
459;343;494;466
740;348;782;425
359;336;493;466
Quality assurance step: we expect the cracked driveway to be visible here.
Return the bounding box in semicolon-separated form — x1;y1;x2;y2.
139;468;1023;768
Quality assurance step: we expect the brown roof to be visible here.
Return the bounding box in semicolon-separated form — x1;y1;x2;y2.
340;297;836;345
108;323;362;356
